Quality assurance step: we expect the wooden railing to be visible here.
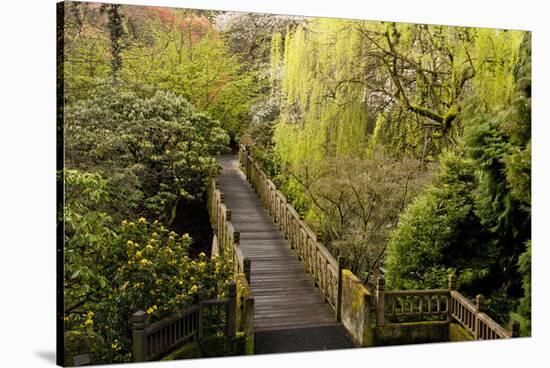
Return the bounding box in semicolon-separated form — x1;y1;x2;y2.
132;281;238;362
376;274;519;340
208;175;251;282
238;144;519;341
238;145;344;319
449;291;518;340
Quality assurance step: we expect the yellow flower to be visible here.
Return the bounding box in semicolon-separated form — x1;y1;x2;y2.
188;285;198;295
127;240;133;247
84;319;93;327
145;244;153;252
151;232;158;238
138;217;146;224
135;251;142;259
140;258;150;267
198;252;206;257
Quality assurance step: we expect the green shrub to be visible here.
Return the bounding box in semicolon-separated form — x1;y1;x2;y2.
385;153;492;291
65;88;230;224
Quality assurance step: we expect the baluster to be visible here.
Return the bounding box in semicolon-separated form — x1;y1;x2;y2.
337;256;344;322
376;276;386;326
475;294;486;340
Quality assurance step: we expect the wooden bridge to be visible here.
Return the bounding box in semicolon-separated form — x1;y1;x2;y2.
131;144;519;361
214;153;354;352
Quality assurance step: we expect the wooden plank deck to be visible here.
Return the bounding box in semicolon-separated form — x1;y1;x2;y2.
217;155;340;333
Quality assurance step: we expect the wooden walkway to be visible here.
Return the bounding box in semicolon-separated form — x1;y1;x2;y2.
217;155;347;333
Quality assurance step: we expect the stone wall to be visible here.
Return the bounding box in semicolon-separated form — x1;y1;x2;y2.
340;270;375;346
375;321;449;346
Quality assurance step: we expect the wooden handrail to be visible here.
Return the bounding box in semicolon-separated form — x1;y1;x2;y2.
132;282;239;362
238;144;342;318
207;174;249;278
376;274;517;340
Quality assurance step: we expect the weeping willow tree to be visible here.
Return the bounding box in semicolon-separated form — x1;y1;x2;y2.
273;19;524;169
275;19;374;165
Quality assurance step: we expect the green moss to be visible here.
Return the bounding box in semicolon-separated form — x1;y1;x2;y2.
375;321;449;346
449;323;474;342
199;334;246;358
161;342;201;361
245;335;254;355
162;333;248;361
362;325;375;347
343;270;369;313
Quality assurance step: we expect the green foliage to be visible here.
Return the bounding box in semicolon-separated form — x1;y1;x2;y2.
512;240;531;336
273;19;525;169
63;5;257;138
121;15;257;138
62;171;233;364
65;88;229;223
277;155;430;284
63;170;115;313
386;33;531;326
385;153;492;291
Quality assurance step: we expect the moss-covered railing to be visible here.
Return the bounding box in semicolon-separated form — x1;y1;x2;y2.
239;144;376;345
132;281;238;362
376;274;519;340
238;144;519;346
239;144;342;314
132;275;255;362
207;175;251;282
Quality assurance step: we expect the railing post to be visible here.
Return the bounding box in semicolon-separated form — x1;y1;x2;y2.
232;230;240;272
198;297;204;340
376;276;386;327
244;296;255;338
227;280;237;338
447;273;457;322
337;256;345;322
448;273;457;290
475;294;486;339
132;310;149;362
244;257;251;284
511;321;520;338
